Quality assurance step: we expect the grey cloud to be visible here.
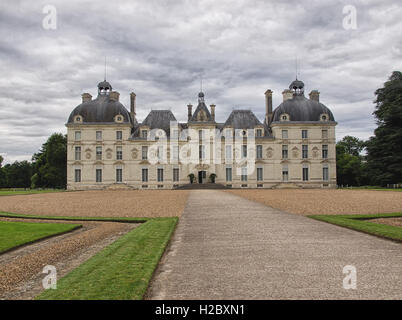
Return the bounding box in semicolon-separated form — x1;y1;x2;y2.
0;0;401;163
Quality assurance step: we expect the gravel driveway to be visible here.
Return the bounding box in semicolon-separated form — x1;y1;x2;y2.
227;189;402;215
0;190;189;218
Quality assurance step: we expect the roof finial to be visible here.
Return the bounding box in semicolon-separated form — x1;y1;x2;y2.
295;56;298;80
200;75;203;92
104;56;107;81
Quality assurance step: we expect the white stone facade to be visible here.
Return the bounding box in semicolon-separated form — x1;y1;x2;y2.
66;79;337;190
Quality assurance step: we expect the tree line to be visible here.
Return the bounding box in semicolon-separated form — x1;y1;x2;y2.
0;71;401;189
337;71;402;186
0;133;66;189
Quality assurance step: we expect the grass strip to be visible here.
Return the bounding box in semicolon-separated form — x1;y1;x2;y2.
309;212;402;242
0;189;64;196
0;212;147;223
36;217;178;300
0;220;81;253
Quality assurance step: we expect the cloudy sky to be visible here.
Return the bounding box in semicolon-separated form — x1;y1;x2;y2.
0;0;401;163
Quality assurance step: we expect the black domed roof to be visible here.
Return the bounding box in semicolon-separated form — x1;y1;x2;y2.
67;95;131;124
289;79;304;90
272;95;335;122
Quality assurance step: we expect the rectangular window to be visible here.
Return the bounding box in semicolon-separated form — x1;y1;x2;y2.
173;168;179;182
257;168;263;181
303;167;309;181
96;131;102;141
141;130;148;139
74;169;81;183
116;146;123;160
75;146;81;161
302;130;308;139
142;146;148;160
225;145;232;160
96;169;102;183
242;145;247;158
199;145;205;160
172;129;179;139
322;145;328;159
282;145;288;159
256;145;263;159
282;167;288;182
256;129;262;137
157;168;164;182
241;167;248;181
157;146;163;160
142;168;148;182
322;129;328;139
96;146;102;160
282;130;288;139
75;131;81;141
116;168;122;183
226;167;232;182
323;167;329;181
302;145;308;159
172;145;179;161
116;131;122;140
198;130;203;142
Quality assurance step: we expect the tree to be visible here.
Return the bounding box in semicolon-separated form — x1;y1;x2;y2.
337;135;365;157
0;155;5;187
365;71;402;186
0;161;32;188
336;140;365;186
31;133;67;188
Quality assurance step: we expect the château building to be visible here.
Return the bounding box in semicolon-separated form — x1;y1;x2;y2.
66;78;337;189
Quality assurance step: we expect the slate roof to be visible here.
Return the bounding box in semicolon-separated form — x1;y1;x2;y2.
132;110;177;137
189;102;214;122
67;95;131;124
272;95;335;122
223;110;262;129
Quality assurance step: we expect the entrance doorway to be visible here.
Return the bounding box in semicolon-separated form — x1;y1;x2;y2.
198;171;206;184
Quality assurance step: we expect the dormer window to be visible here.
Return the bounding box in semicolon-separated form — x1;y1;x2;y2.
141;130;148;139
255;129;263;137
74;115;83;123
114;115;124;123
280;113;290;121
320;114;329;121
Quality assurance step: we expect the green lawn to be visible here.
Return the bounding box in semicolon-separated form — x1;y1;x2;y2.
36;217;177;300
0;189;64;196
0;220;81;253
309;212;402;242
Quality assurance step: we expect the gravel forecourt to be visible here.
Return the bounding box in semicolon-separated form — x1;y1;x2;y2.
226;189;402;215
0;190;189;218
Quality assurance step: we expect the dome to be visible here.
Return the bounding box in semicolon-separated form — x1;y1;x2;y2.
67;94;131;124
97;80;112;91
272;95;335;122
289;79;304;90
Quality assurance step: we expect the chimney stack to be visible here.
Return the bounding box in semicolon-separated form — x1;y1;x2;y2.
82;93;92;103
282;89;293;101
309;90;320;102
109;91;120;101
187;104;193;121
264;89;272;125
210;104;215;121
130;92;136;123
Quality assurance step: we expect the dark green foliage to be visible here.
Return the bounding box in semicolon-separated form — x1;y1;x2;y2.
0;161;33;188
31;133;67;189
336;136;367;186
365;71;402;186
